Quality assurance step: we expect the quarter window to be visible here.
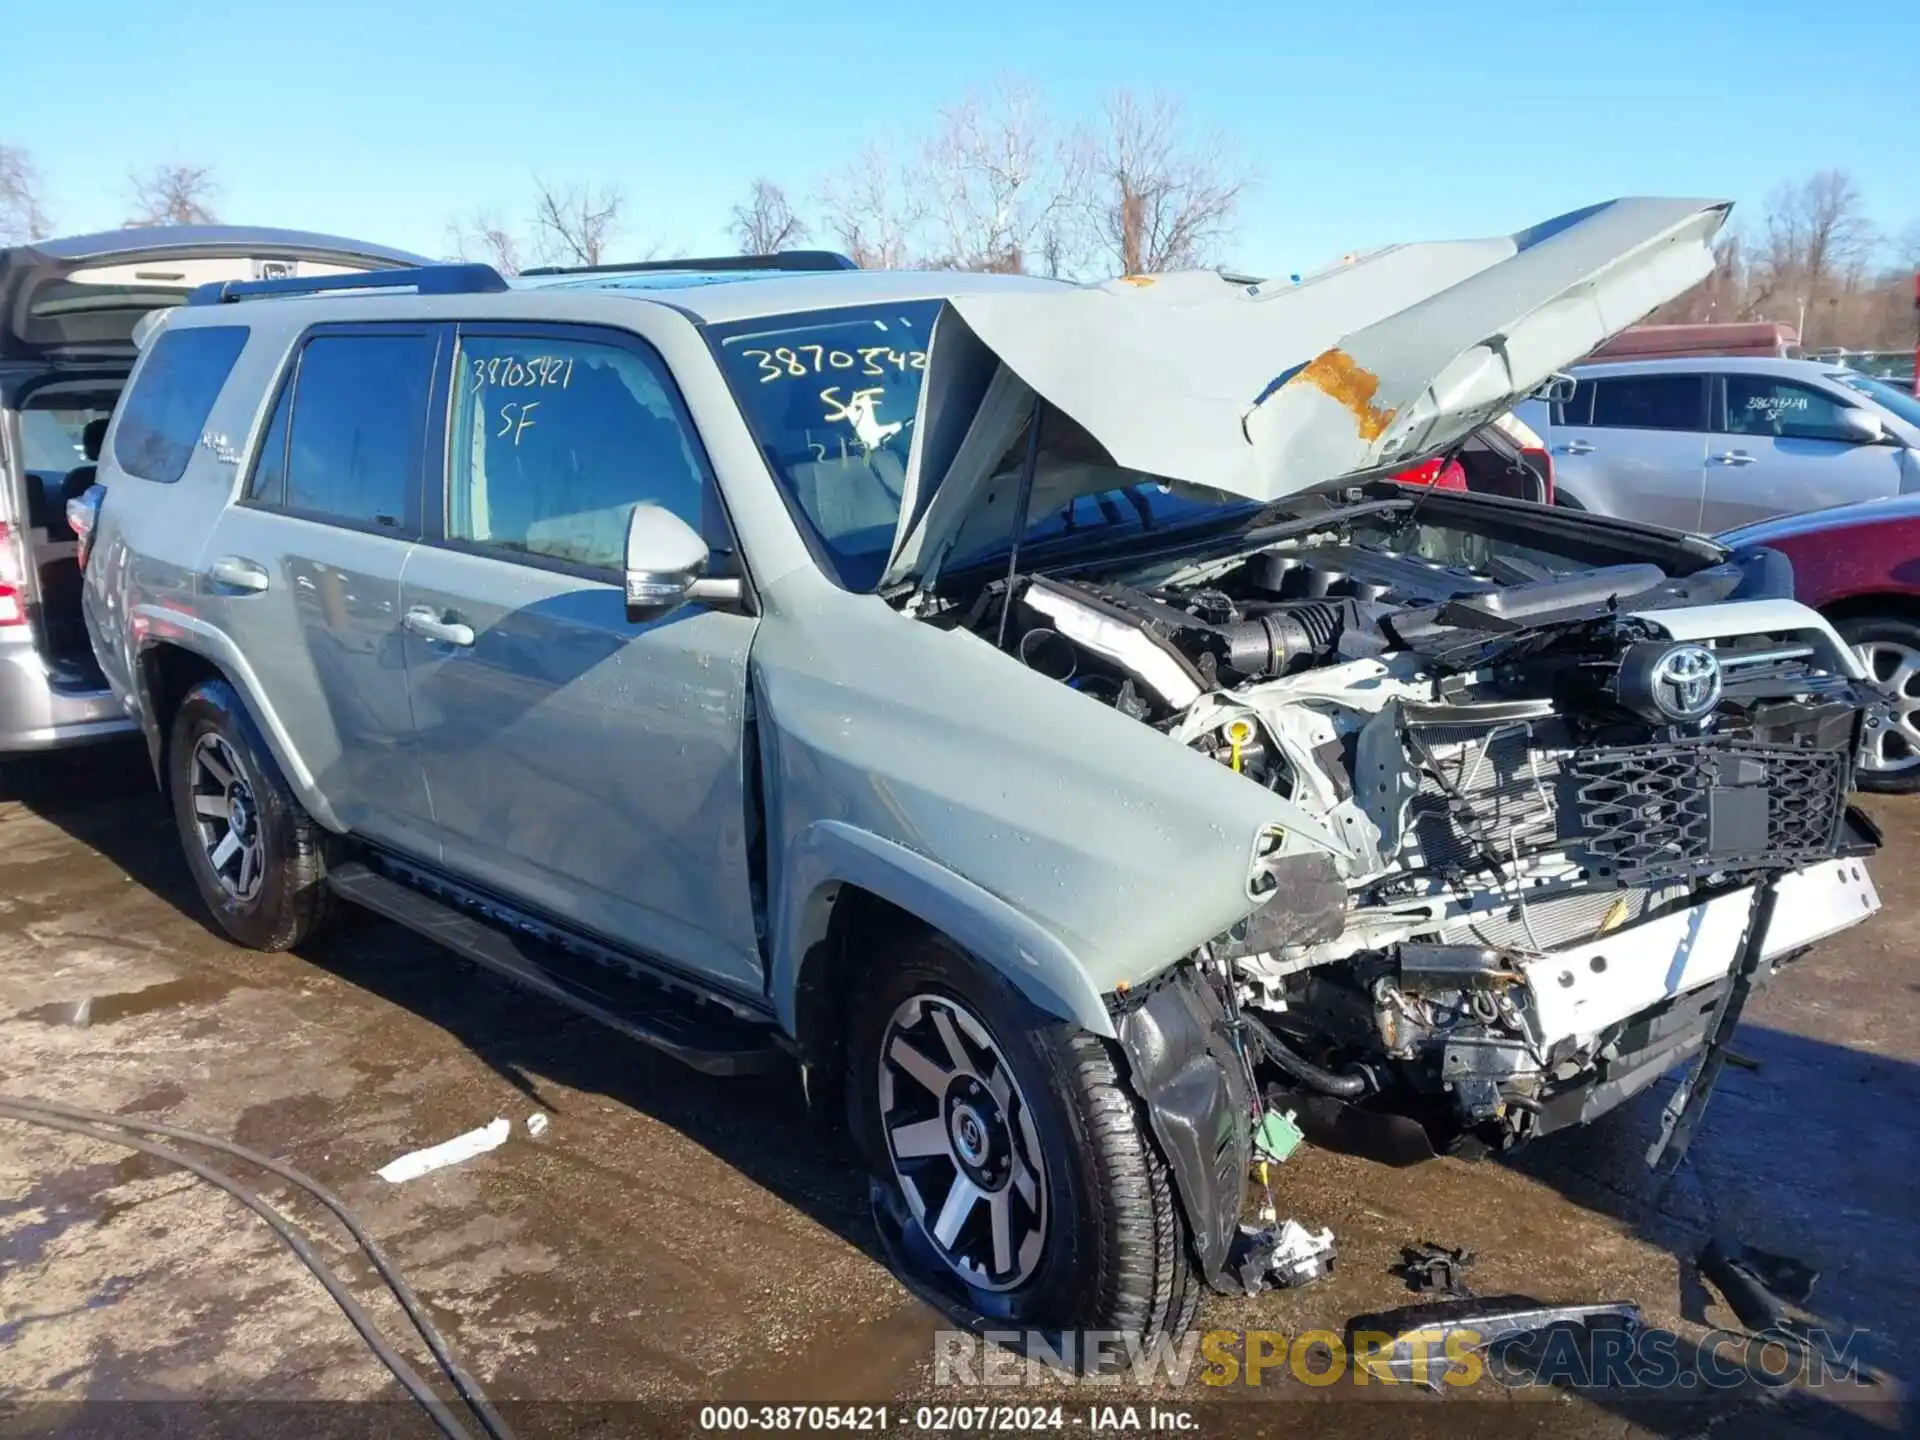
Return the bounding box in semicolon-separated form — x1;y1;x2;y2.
261;332;435;532
1587;375;1705;432
1721;376;1858;443
113;325;249;483
447;334;708;571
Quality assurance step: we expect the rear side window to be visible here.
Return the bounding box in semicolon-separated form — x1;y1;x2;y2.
113;326;249;483
1588;375;1705;432
247;331;435;534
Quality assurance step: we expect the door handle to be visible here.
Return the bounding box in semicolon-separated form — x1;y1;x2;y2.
205;555;269;593
1561;439;1595;456
403;606;475;647
1716;450;1757;467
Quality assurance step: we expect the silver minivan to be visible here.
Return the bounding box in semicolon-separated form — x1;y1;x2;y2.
1515;356;1920;533
0;227;422;755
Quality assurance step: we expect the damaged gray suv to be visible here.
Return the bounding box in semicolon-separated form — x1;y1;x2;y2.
75;198;1883;1343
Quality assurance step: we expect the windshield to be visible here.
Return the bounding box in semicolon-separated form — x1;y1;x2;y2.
709;302;935;590
1832;372;1920;431
709;301;1258;590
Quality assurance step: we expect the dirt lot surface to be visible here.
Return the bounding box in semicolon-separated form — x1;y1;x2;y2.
1;747;1914;1437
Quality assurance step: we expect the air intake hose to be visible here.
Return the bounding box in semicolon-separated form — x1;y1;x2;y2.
1218;601;1344;679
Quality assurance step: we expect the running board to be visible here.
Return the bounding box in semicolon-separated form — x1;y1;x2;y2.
326;862;787;1077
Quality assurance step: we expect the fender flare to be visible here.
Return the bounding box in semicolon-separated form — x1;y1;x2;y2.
130;605;346;832
772;819;1116;1040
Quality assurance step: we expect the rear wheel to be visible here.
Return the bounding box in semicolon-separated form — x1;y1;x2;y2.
169;679;333;949
1836;616;1920;794
847;934;1198;1344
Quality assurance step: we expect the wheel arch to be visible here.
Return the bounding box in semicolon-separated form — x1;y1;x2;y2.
777;821;1116;1092
1820;592;1920;627
131;615;344;831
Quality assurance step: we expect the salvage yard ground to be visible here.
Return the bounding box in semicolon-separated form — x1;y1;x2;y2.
1;747;1915;1436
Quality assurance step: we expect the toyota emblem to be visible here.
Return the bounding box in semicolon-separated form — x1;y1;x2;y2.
1650;644;1722;721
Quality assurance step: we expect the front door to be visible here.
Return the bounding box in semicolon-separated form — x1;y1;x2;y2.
196;323;441;857
1700;373;1907;530
399;323;763;994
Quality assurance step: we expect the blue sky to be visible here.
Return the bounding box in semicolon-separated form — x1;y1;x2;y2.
9;0;1917;275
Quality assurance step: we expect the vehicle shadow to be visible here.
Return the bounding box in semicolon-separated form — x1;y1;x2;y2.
0;743;881;1270
1500;1023;1919;1433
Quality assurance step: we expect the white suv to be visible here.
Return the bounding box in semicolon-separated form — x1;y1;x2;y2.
1516;356;1920;532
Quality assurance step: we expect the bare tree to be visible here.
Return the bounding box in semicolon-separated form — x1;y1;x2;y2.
818;144;925;270
730;179;809;254
446;208;524;275
921;79;1085;275
531;176;625;267
0;142;51;243
1898;219;1920;271
1081;91;1245;275
1749;169;1879;344
126;162;220;227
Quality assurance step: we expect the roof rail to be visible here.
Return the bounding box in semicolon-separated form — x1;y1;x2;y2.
186;262;511;306
519;250;859;278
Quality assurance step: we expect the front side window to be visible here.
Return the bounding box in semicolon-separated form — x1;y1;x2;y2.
1721;376;1862;443
270;332;435;532
1588;375;1705;432
447;333;708;571
113;325;249;483
709;302;936;590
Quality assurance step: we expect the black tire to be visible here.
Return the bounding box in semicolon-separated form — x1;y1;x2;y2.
1834;615;1920;795
847;933;1199;1343
169;678;333;950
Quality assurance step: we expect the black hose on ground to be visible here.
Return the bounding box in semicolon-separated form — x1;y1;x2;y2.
0;1095;515;1440
1239;1013;1374;1099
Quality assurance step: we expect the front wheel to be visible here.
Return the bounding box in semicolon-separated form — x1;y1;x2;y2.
1837;616;1920;794
847;934;1198;1344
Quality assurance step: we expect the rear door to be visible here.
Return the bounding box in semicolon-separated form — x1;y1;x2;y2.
1701;372;1906;529
195;322;442;858
399;321;764;994
1550;372;1709;529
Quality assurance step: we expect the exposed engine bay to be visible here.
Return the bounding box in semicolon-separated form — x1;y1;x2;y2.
935;487;1880;1154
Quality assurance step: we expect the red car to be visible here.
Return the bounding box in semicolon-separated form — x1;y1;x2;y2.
1720;493;1920;792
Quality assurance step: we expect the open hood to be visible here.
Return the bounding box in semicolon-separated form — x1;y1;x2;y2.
0;226;429;364
883;197;1730;591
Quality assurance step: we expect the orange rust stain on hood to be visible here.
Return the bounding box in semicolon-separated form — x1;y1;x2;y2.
1293;349;1397;442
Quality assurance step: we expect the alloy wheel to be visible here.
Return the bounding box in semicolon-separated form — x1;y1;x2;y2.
188;733;266;902
877;993;1047;1292
1853;640;1920;776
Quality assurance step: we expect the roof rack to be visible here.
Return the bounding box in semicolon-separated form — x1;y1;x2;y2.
519;250;858;278
185;262;510;306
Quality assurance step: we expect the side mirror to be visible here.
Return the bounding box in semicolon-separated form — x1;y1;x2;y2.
1835;407;1886;445
1530;372;1578;406
623;504;742;622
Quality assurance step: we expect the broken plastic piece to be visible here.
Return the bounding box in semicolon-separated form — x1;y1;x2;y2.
1228;1219;1336;1293
376;1117;510;1183
1396;1241;1476;1298
525;1112;550;1139
1253;1107;1304;1164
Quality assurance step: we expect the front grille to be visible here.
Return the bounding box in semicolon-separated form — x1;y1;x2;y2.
1566;740;1847;885
1401;719;1849;894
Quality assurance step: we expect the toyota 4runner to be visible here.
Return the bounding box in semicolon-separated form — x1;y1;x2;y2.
73;198;1883;1343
